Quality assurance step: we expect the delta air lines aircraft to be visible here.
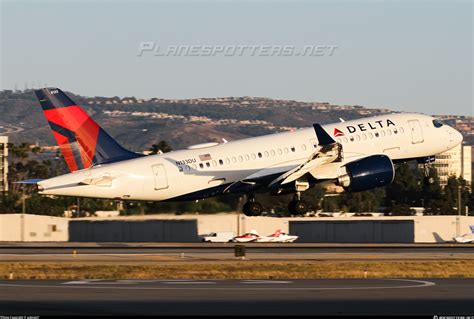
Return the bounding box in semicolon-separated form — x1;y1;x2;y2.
31;88;463;216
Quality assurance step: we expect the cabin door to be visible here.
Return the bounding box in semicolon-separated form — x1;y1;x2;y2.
408;120;424;144
152;164;169;190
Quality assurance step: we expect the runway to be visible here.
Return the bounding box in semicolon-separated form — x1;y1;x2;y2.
1;279;473;315
1;243;473;263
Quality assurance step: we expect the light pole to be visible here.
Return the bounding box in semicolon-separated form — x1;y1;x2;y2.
21;186;25;242
456;185;462;237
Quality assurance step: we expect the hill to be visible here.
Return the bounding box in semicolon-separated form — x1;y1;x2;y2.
0;89;396;151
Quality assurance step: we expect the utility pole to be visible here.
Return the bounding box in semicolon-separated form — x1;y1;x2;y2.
456;185;462;237
21;186;25;242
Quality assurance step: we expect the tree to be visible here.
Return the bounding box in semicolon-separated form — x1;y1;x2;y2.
149;141;172;154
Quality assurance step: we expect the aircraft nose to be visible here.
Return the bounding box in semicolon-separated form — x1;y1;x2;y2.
449;127;463;147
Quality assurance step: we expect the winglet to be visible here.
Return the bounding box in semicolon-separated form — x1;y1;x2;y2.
313;123;335;146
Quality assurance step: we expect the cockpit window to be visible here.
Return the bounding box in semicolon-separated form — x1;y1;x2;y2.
432;119;444;128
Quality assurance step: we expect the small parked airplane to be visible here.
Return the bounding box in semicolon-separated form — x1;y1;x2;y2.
258;229;299;243
454;225;474;243
30;88;463;216
232;230;261;243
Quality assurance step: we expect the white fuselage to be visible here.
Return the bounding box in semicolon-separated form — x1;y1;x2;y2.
38;113;462;201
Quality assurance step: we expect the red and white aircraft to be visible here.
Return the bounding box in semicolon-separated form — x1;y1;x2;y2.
232;230;261;243
258;229;299;243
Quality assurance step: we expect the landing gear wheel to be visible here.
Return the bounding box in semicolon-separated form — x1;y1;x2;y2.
243;201;263;216
288;200;308;216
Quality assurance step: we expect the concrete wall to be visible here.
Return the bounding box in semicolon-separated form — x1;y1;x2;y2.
1;213;473;243
80;214;474;243
290;220;414;243
0;214;68;241
69;219;198;242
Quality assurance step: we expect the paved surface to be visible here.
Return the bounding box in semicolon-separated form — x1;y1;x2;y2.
1;244;473;263
1;279;473;315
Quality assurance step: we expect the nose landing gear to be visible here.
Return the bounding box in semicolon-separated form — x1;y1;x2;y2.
421;156;436;185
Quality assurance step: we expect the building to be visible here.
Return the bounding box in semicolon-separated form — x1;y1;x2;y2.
0;136;8;192
432;143;471;187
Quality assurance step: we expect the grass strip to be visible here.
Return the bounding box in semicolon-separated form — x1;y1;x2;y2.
2;260;474;280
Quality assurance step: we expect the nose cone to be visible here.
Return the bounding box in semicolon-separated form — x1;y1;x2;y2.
453;128;463;145
448;127;463;149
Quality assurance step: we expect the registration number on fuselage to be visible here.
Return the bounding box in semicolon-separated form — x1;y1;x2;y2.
175;158;197;166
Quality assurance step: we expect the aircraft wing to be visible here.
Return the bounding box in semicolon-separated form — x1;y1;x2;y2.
223;123;343;193
268;124;343;187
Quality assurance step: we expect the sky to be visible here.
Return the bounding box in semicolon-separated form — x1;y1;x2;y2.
1;0;472;115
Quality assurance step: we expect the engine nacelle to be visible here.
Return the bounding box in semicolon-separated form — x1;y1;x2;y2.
337;155;395;192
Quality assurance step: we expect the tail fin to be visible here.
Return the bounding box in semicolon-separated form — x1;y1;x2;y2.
272;229;281;237
35;88;142;172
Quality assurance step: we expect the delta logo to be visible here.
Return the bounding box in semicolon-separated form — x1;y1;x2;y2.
334;119;396;137
333;128;344;137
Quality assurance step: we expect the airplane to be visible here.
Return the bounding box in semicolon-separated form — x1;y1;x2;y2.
257;229;299;243
232;230;261;243
454;225;474;243
30;88;463;216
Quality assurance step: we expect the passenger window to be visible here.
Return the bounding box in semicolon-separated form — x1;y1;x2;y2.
270;150;275;156
219;159;224;165
387;130;392;136
225;158;230;164
356;135;361;141
232;157;237;163
264;151;269;157
381;130;386;137
199;163;204;169
362;134;367;140
350;136;354;142
301;144;307;151
399;127;404;134
245;154;250;161
258;152;262;158
369;133;374;139
251;153;256;160
343;137;348;143
284;148;289;154
375;132;379;137
206;162;211;167
277;148;282;155
238;155;243;162
212;160;217;167
290;147;296;152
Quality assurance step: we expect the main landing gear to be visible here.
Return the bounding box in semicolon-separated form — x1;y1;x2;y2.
242;193;309;217
242;195;263;216
288;193;308;216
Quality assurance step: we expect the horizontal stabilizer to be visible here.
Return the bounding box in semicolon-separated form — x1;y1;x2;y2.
14;179;44;185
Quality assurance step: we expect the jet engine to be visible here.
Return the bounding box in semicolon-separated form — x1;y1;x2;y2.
337;155;395;192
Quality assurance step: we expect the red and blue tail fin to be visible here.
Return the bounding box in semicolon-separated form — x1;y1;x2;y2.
35;88;142;172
